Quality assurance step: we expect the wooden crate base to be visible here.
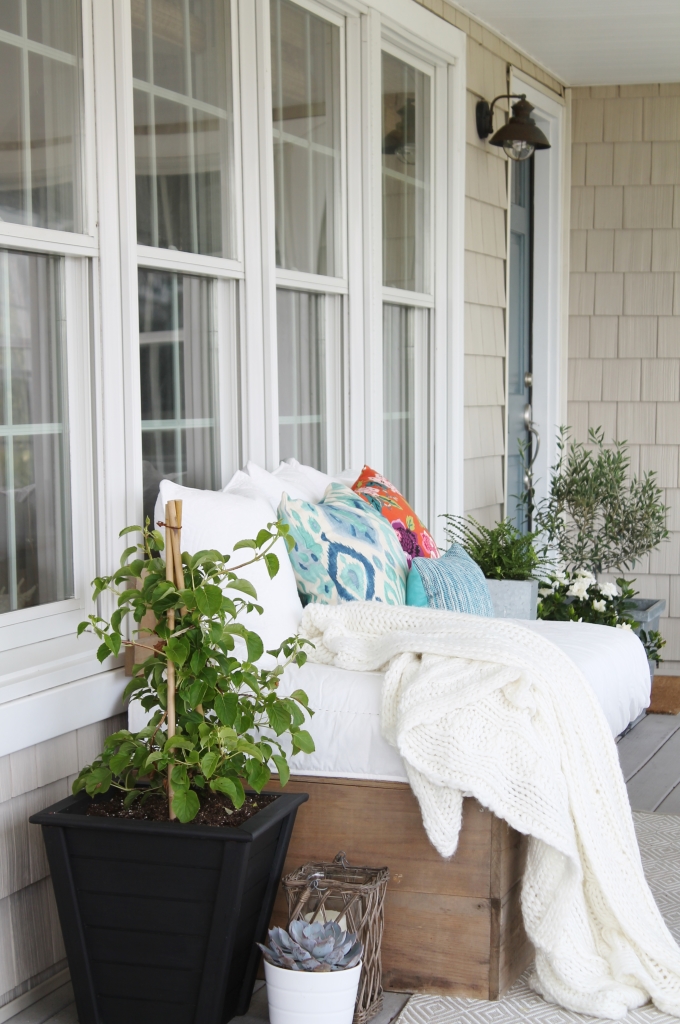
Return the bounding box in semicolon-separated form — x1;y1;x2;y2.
265;776;533;999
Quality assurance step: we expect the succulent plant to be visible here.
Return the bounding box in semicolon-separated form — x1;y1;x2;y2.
258;920;363;972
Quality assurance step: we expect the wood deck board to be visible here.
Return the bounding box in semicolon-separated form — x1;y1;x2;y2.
626;726;680;811
617;713;680;782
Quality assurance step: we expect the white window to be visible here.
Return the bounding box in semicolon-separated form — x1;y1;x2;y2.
0;0;465;751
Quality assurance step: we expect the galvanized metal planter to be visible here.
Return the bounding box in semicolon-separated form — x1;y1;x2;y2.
485;578;539;619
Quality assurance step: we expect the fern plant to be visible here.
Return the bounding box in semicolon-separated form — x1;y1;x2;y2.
443;516;545;581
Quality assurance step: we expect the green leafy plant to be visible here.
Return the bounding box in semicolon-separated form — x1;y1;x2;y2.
537;571;665;665
443;515;546;581
74;517;314;823
532;427;668;575
640;629;666;667
258;921;363;972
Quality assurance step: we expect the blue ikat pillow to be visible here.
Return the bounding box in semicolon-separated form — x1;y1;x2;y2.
278;483;408;605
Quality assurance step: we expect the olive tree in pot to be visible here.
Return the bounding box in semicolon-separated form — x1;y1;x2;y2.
30;503;315;1024
532;427;669;670
443;516;546;619
258;920;363;1024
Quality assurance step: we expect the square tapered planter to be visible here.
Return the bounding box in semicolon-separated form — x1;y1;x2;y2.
30;790;307;1024
485;579;538;619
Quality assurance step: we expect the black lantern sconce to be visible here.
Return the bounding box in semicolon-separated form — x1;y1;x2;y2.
476;93;550;161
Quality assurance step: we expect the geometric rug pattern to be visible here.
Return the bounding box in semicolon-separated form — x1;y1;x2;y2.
397;812;680;1024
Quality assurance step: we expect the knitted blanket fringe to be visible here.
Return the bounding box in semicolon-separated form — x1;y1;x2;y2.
300;602;680;1020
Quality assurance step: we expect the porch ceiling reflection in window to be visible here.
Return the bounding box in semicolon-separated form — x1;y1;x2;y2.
270;0;340;276
139;269;217;525
277;288;326;472
0;0;83;232
0;249;73;613
382;52;430;293
132;0;235;258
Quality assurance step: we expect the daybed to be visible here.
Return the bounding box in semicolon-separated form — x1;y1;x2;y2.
128;617;650;999
132;466;651;1000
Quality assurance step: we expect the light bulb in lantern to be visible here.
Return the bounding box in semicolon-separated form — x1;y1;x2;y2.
503;138;535;161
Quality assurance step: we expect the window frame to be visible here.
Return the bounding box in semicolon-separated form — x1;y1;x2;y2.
0;0;99;660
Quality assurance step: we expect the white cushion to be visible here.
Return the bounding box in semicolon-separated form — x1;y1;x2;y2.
245;460;328;512
156;479;303;661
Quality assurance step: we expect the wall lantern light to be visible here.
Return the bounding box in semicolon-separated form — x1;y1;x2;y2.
476;93;550;161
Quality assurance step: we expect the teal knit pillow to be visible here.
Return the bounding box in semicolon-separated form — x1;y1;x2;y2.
406;543;494;616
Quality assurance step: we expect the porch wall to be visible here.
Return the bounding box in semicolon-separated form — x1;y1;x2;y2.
0;714;126;1012
569;84;680;674
415;0;565;526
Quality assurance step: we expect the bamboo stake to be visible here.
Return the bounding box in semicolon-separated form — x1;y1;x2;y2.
165;500;177;821
171;499;183;591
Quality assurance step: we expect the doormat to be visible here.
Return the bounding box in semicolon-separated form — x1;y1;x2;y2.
396;811;680;1024
649;675;680;715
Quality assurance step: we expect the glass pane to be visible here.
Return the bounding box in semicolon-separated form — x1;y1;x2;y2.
139;269;217;525
277;289;326;471
0;250;73;613
382;52;430;292
383;304;414;503
0;1;83;231
270;0;340;276
131;0;235;258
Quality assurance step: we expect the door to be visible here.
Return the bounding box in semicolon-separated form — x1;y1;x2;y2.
507;156;535;532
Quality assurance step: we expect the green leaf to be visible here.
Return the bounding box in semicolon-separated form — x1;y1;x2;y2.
170;765;189;792
266;702;291;736
119;525;142;536
187;681;206;709
226;578;258;599
214;693;238;727
195;584;223;617
165;636;190;667
246;631;264;663
145;751;164;768
247;760;271;793
150;530;165;551
165;734;195;752
77;621;90;637
256;528;273;547
272;754;290;787
120;545;137;566
291;729;315;754
200;752;218;779
264;552;279;579
232;538;258;550
210;775;245;808
97;642;111;663
288;688;311;709
236;738;264;761
172;789;200;822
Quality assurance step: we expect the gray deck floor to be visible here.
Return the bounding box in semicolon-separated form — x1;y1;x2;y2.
9;979;409;1024
9;713;678;1024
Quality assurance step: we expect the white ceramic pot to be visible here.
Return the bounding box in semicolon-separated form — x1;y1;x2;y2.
264;960;362;1024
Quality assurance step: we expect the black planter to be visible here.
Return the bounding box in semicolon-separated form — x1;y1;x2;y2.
30;790;307;1024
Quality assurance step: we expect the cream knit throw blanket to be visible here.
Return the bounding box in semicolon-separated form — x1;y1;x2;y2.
300;601;680;1020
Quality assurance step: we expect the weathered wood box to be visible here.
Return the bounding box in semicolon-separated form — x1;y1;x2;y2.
265;776;533;1000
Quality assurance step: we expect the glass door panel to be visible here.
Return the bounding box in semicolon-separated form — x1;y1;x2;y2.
131;0;235;257
270;0;341;276
381;52;430;293
276;288;326;471
139;269;217;524
0;249;73;613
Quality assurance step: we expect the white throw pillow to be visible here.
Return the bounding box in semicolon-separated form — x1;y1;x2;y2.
245;460;326;512
155;479;303;659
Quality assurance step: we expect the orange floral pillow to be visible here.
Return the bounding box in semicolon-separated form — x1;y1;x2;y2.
352;466;439;567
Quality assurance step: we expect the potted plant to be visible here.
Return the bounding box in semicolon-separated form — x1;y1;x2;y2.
30;503;315;1024
532;427;669;665
258;920;363;1024
443;515;545;618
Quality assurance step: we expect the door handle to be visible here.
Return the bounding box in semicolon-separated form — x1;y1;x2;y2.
522;403;540;489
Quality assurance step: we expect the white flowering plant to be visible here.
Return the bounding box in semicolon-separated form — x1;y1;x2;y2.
537;571;666;664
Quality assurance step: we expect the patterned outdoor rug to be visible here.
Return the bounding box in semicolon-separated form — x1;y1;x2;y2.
396;812;680;1023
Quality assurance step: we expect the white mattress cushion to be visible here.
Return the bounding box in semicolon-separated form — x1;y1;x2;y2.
274;618;651;782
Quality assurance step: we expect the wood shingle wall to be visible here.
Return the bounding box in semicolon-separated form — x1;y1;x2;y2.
569;84;680;674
